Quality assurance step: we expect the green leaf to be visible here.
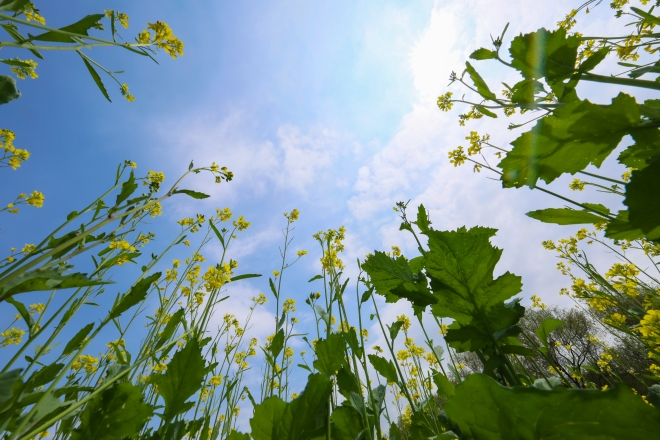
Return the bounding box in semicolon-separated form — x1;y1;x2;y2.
79;53;111;102
509;27;580;83
431;371;455;399
623;159;660;240
109;272;160;319
631;7;660;26
62;323;94;356
313;333;345;376
1;23;43;59
388;320;404;341
578;47;610;72
368;354;398;384
0;268;110;302
71;382;153;440
308;274;323;282
500;344;536;356
465;61;497;101
605;210;646;241
582;203;610;216
336;366;361;399
0;0;28;11
535;318;563;349
230;273;262;282
425;227;523;338
469;48;497;60
361;252;436;308
525;208;607;225
5;297;34;330
154;309;184;351
415;204;431;233
444;374;660;440
475;105;497;118
331;406;364;440
0;74;20;105
619;128;660;169
500;93;641;188
250;373;332;440
148;338;208;420
269;277;278;299
32;14;105;42
115;171;137;206
510;79;545;105
227;432;251;440
0;369;22;407
173;189;211;199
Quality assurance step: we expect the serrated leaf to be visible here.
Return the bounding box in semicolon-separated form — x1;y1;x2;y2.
62;323;94;356
361;252;436;307
173;189;211;199
526;208;607;225
32;14;105;42
415;204;431;233
469;48;497;60
71;382;153;440
432;370;455;399
154;309;184;351
109;272;160;319
331;406;364;440
605;210;646;240
444;374;660;439
499;93;640;188
465;61;497;101
510;79;545;105
115;171;137;206
148;338;208;420
0;268;110;302
368;354;398;384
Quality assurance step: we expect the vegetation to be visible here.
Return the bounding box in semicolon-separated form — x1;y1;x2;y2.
2;0;660;439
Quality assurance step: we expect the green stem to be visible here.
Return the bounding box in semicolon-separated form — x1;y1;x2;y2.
580;71;660;91
578;170;626;186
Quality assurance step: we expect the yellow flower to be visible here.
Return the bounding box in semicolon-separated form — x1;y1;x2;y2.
10;58;38;80
232;215;251;231
21;243;35;253
120;83;135;102
24;3;45;24
397;314;411;331
146;21;184;58
285;209;300;222
209;375;223;386
117;12;129;28
436;91;453;111
273;270;280;278
72;354;99;374
109;240;137;252
29;303;45;315
448;146;467;167
568;178;587;191
1;328;25;346
216;207;233;222
26;191;44;207
439;323;449;335
283;298;296;313
296;249;307;257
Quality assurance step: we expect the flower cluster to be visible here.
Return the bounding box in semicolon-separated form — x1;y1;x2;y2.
138;21;184;58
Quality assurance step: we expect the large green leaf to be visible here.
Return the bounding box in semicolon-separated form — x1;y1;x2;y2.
0;74;20;105
313;333;346;377
79;54;111;102
619;127;660;169
525;208;607;225
331;406;364;440
250;373;332;440
61;323;95;356
368;354;398;384
0;268;110;302
509;28;580;83
499;93;640;188
535;318;563;349
148;337;208;420
444;374;660;440
0;370;22;407
605;210;646;240
0;0;29;11
32;14;104;42
465;61;497;101
108;272;160;319
624;158;660;240
361;252;436;307
424;226;523;338
510;79;545;105
71;382;153;440
469;48;497;60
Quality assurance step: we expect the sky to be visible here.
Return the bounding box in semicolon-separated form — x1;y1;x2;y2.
1;0;654;429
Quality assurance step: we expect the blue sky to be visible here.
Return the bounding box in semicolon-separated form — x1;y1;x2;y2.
1;0;653;424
